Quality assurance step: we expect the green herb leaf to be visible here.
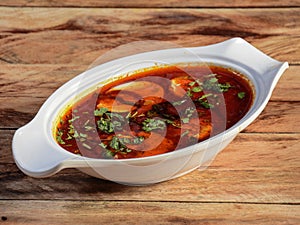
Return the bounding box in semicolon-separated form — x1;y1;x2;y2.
82;143;92;150
99;142;107;149
192;86;202;93
142;118;166;132
181;130;189;137
104;150;114;158
131;136;144;144
84;125;94;131
66;133;73;140
200;101;214;109
109;136;120;150
184;107;195;116
218;82;232;92
182;118;190;123
94;107;108;116
73;130;79;138
199;93;213;100
238;92;246;99
80;133;88;138
202;76;232;93
109;135;143;154
188;81;196;86
68;115;80;123
56;130;65;145
172;99;187;106
209;77;218;83
198;94;214;108
186;88;193;97
97;117;115;133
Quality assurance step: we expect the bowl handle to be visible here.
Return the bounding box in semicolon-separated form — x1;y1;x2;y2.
12;119;71;178
261;61;289;91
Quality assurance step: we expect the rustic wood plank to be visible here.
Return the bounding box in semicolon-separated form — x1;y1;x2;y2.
1;200;299;225
0;8;299;65
271;66;300;102
1;165;298;203
245;101;300;133
0;2;298;224
1;132;299;203
1;0;300;8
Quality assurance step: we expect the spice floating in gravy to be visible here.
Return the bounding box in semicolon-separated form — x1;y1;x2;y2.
55;64;253;159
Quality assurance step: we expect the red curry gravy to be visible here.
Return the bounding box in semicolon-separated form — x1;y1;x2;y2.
55;64;253;159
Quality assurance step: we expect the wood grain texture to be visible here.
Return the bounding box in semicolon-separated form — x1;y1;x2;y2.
0;8;299;65
0;165;299;203
1;0;300;8
1;200;299;225
1;132;299;203
0;2;299;224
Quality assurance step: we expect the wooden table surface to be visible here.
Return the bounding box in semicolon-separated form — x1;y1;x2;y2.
0;1;299;224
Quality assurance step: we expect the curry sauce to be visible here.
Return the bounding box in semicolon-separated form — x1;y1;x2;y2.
55;64;253;159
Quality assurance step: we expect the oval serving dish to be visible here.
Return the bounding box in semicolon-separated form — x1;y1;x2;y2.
12;38;288;185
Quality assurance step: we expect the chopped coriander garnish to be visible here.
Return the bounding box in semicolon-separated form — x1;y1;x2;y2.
188;81;196;86
199;101;214;109
209;77;218;83
109;136;143;154
66;133;73;140
105;150;114;158
84;120;90;126
172;99;187;106
202;76;232;93
186;88;193;97
238;92;246;99
68;115;80;123
181;107;196;124
109;136;120;150
79;133;87;138
96;110;124;134
199;93;213;100
192;86;202;92
84;125;94;131
182;118;190;124
73;130;79;138
185;107;195;117
94;107;109;116
82;143;92;150
142;118;166;132
131;136;145;144
99;142;107;149
97;117;115;133
56;130;65;144
181;130;189;137
218;82;232;92
198;94;214;109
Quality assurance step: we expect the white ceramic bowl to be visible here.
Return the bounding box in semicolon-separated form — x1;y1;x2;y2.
12;38;288;185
